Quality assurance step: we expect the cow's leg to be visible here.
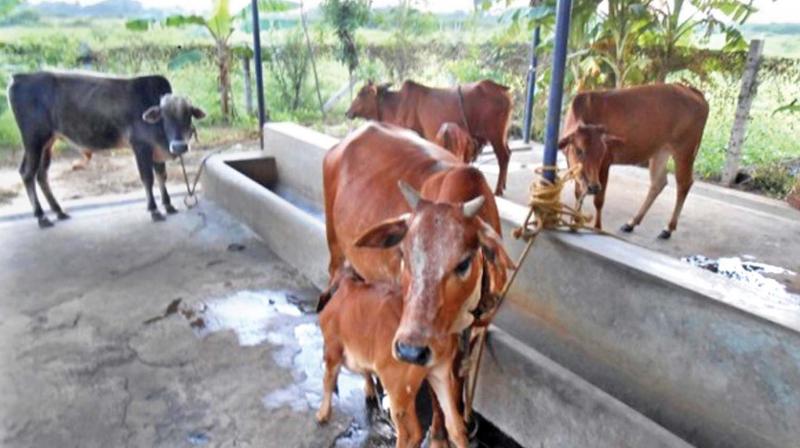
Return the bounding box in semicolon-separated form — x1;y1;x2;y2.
622;150;669;233
592;163;610;230
132;142;163;222
154;162;177;214
385;373;424;448
428;386;448;448
19;133;53;228
37;141;69;221
316;342;343;424
489;138;511;196
662;149;697;239
428;365;468;448
363;373;379;408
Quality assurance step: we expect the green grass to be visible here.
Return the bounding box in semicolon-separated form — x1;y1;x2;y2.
674;70;800;196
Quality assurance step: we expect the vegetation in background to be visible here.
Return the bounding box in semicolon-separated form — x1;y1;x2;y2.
505;0;761;89
127;0;244;123
322;0;369;85
0;0;797;198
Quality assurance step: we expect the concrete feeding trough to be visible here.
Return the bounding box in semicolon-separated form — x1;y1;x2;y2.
202;123;800;448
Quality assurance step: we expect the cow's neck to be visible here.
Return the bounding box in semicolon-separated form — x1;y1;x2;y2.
377;92;402;125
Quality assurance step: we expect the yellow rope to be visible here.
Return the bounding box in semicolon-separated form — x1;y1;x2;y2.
463;162;594;425
514;163;593;240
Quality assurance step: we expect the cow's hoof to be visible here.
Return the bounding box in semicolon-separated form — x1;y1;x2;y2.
658;230;672;240
38;217;54;228
165;204;178;214
151;211;166;222
315;408;331;424
56;211;71;220
620;223;635;233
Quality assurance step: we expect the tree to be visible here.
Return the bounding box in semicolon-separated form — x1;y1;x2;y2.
508;0;767;89
127;0;240;123
322;0;369;92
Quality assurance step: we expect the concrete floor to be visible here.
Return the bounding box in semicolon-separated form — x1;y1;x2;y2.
479;144;800;292
0;199;376;448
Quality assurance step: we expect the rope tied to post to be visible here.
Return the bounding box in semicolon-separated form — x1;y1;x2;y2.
514;163;592;241
463;162;594;426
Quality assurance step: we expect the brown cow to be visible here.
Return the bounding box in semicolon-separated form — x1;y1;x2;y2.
558;83;709;239
317;268;466;448
345;80;513;196
323;124;513;332
435;122;479;164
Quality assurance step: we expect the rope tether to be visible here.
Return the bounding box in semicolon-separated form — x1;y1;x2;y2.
178;146;233;209
463;162;595;425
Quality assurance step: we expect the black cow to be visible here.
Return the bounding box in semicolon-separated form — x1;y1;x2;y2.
8;71;206;227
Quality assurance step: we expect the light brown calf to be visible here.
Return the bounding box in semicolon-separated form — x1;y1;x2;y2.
317;269;465;448
558;83;709;239
435;122;479;164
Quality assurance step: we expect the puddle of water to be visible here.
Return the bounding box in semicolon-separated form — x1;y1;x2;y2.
186;289;519;447
262;323;364;415
683;255;799;306
193;290;302;346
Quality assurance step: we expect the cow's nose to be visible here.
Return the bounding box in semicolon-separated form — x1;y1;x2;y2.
169;141;189;155
345;110;354;119
587;184;601;195
394;342;431;366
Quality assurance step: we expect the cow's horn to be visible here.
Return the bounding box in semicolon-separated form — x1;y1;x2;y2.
398;181;421;210
463;196;485;218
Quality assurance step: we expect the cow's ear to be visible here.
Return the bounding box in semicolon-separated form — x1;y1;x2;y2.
558;132;573;150
142;106;162;124
477;219;515;296
191;106;206;120
354;214;410;249
603;133;624;150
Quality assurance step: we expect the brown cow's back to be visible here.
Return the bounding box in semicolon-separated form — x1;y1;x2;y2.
323;122;501;283
564;83;708;164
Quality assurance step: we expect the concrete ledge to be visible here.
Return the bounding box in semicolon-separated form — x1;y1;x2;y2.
495;202;800;448
262;122;334;205
475;328;690;447
201;153;328;290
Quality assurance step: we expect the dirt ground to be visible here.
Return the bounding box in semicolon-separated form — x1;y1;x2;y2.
0;140;260;210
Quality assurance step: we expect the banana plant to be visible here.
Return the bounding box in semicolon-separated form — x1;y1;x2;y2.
127;0;240;123
0;0;21;117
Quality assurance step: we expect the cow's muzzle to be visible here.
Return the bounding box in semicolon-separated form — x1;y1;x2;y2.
345;110;355;119
169;140;189;155
587;184;602;195
394;342;431;366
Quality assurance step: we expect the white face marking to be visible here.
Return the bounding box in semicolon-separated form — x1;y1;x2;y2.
407;213;463;306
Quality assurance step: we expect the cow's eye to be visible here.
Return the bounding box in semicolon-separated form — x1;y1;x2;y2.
577;148;586;159
454;255;472;278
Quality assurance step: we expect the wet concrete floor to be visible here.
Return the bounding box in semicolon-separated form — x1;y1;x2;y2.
0;198;519;447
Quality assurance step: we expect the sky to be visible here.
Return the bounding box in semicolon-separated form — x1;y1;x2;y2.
28;0;800;24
